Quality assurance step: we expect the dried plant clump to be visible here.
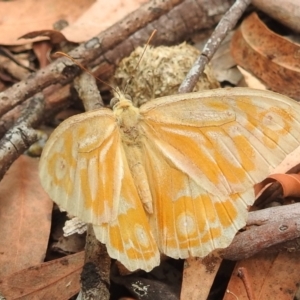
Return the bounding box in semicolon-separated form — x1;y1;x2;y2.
113;43;220;107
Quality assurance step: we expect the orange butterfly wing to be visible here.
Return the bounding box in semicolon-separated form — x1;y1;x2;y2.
39;108;160;271
139;88;300;258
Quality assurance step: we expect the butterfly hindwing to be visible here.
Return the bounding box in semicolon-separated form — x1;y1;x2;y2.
142;124;253;258
93;146;160;272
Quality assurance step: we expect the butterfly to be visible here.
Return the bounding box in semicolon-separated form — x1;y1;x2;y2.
39;87;300;271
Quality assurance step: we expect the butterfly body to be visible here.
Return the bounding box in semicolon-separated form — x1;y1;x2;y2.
113;96;154;213
39;88;300;271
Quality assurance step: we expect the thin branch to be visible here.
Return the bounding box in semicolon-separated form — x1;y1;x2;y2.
179;0;251;93
0;93;44;180
220;215;300;260
81;225;111;300
73;73;104;111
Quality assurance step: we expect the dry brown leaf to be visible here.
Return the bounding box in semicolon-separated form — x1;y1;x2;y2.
180;255;222;300
20;30;68;44
223;252;300;300
0;155;53;277
254;144;300;202
61;0;148;43
0;0;95;45
0;0;147;45
231;12;300;101
0;251;84;299
32;41;53;68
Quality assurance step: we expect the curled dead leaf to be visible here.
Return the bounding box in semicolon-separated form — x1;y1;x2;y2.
256;174;300;198
19;30;68;44
231;12;300;101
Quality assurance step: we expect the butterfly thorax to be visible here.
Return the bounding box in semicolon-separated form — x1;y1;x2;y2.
113;97;142;146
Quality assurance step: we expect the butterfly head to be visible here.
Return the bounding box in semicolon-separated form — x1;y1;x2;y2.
110;87;134;109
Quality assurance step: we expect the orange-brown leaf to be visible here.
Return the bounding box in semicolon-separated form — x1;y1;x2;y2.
0;251;84;299
0;155;53;277
224;251;300;300
256;174;300;198
180;256;222;300
231;12;300;101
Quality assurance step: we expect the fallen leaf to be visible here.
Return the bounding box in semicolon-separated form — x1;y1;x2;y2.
180;255;222;300
60;0;147;43
0;0;95;45
32;41;53;68
231;12;300;101
20;30;68;44
0;0;147;45
256;174;300;198
0;251;84;299
0;155;53;277
237;66;267;90
209;32;243;85
224;251;300;300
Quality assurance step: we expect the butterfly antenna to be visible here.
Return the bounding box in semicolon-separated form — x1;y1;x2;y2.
54;52;120;97
123;29;157;94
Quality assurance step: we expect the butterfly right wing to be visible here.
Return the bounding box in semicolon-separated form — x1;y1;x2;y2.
39;109;123;224
138;88;300;259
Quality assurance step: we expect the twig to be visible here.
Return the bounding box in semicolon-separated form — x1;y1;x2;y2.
247;203;300;226
220;216;300;260
179;0;251;93
81;225;111;300
0;93;44;180
73;73;104;111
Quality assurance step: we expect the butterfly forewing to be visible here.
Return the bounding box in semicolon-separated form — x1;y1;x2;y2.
140;88;300;197
39;109;123;224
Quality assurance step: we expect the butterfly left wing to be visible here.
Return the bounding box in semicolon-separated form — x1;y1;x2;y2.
39;108;160;271
39;109;128;224
139;88;300;258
